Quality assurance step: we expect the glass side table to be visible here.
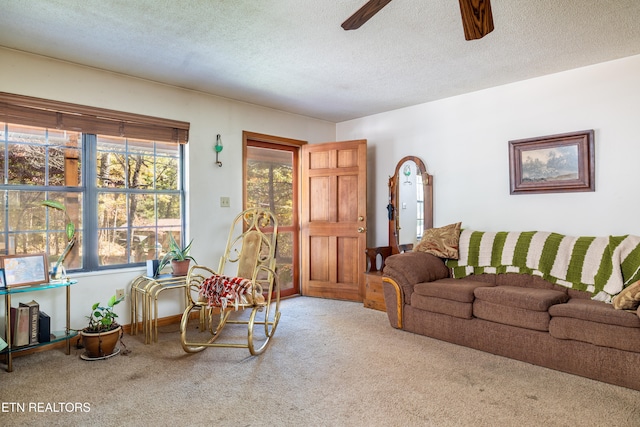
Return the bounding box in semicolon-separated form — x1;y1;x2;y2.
1;280;78;372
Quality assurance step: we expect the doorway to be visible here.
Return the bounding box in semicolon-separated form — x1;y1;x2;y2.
243;132;304;297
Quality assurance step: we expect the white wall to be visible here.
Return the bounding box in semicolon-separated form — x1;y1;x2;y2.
338;54;640;248
0;47;336;330
4;46;640;330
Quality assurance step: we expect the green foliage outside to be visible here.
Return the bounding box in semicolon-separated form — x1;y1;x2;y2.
246;158;294;289
1;125;182;269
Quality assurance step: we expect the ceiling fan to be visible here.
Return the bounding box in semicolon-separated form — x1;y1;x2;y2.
341;0;494;40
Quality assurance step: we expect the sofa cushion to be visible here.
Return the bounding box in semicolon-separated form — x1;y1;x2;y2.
495;273;568;293
413;222;461;259
474;286;569;312
494;273;533;288
612;280;640;310
549;317;640;353
473;299;552;331
549;298;640;328
411;294;473;319
462;274;496;285
414;278;494;303
567;287;592;300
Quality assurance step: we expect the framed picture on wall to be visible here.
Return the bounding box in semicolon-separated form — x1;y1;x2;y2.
509;130;595;195
0;268;5;289
0;253;49;288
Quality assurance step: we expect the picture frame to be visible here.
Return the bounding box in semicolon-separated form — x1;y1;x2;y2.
0;268;5;289
0;253;49;288
509;130;595;195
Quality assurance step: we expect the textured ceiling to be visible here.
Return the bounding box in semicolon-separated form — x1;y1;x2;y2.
1;1;640;122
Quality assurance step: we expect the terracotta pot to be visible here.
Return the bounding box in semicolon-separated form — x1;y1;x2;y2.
171;259;191;276
81;325;122;358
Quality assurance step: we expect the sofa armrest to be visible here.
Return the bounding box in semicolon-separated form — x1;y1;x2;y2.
381;252;450;329
382;276;403;328
383;252;450;287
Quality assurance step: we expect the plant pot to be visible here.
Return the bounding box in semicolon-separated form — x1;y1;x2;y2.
81;325;122;359
171;259;191;276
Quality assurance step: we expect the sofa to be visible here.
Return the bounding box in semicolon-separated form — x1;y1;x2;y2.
381;227;640;391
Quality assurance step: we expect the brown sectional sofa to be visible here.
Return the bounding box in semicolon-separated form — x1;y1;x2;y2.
382;251;640;391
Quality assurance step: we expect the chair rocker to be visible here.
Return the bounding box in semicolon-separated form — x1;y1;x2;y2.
179;208;281;355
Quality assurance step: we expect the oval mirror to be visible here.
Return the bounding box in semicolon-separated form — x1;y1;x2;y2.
388;156;433;253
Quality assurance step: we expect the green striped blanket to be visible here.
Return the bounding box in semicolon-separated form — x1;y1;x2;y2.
446;230;640;302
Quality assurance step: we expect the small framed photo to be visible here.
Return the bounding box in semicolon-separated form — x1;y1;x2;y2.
509;130;595;195
0;253;49;288
0;268;5;289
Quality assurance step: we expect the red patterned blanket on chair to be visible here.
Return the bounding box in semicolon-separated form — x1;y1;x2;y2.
199;273;252;310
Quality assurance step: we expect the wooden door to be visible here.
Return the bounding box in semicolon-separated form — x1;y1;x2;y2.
301;140;367;301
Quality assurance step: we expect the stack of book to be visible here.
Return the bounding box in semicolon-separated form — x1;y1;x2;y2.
10;300;40;347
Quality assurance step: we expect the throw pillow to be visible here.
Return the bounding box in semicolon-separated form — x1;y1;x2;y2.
413;222;461;259
612;280;640;310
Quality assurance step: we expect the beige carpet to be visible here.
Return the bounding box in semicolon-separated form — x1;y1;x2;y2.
1;296;639;426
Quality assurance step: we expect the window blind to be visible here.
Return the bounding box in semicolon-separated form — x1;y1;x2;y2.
0;92;189;144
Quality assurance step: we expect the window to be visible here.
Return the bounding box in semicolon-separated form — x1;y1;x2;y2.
0;122;184;271
95;135;183;268
0;92;189;272
0;123;83;268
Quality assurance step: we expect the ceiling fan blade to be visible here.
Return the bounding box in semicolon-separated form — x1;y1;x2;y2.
342;0;393;30
458;0;494;40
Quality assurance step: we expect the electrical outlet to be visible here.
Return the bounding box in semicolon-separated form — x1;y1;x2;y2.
220;196;230;207
116;288;125;300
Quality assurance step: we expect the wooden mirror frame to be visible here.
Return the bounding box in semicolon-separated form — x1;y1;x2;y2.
364;156;433;275
388;156;433;254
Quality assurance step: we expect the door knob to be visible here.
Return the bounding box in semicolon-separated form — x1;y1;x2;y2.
358;216;364;221
357;227;366;233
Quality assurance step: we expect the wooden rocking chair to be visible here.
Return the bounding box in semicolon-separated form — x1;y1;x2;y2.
179;208;281;355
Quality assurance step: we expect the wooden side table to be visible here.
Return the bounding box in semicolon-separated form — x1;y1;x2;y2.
363;247;392;312
364;271;386;311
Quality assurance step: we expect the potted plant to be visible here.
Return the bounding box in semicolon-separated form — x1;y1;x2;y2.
41;200;76;279
157;233;196;276
81;294;123;359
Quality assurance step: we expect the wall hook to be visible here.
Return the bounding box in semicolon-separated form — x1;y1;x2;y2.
214;134;223;167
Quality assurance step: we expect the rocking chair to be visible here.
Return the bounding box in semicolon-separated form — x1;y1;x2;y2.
179;208;281;355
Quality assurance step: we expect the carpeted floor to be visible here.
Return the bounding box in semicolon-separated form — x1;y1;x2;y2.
1;296;639;426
